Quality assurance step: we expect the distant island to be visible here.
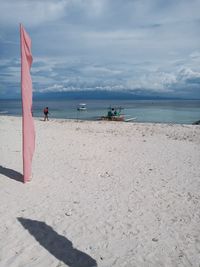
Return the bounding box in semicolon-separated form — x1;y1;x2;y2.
32;90;186;101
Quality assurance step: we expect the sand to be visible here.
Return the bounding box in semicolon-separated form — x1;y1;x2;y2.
0;115;200;267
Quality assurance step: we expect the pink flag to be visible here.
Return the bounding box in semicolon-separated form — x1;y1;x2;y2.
20;24;35;183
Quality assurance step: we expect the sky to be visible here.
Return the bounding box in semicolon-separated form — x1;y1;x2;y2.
0;0;200;99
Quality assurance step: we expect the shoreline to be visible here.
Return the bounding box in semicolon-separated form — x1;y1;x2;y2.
0;114;199;126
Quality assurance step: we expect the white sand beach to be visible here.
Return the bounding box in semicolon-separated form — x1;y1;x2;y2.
0;115;200;267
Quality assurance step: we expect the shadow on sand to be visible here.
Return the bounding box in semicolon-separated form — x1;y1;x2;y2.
0;165;23;183
18;218;97;267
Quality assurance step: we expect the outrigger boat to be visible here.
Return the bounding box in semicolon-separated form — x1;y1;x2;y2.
100;106;137;122
77;103;87;111
101;106;125;121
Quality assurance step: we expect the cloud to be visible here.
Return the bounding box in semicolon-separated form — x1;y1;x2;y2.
1;0;199;29
0;0;69;27
0;0;200;98
176;68;200;89
0;59;20;84
1;52;200;99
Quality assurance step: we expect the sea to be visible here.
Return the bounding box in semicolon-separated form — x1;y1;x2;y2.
0;99;200;125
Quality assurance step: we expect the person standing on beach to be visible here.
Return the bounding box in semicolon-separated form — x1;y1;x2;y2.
43;107;49;121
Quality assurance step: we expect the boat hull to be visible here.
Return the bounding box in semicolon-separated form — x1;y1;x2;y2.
100;116;125;121
77;108;87;111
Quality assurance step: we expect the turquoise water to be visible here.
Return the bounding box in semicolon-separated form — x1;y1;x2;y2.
0;99;199;124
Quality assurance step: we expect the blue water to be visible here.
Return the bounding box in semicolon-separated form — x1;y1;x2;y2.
0;99;199;124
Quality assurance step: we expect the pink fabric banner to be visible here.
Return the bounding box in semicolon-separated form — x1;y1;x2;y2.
20;24;35;183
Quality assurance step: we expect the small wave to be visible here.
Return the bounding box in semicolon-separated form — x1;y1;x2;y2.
0;111;8;114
